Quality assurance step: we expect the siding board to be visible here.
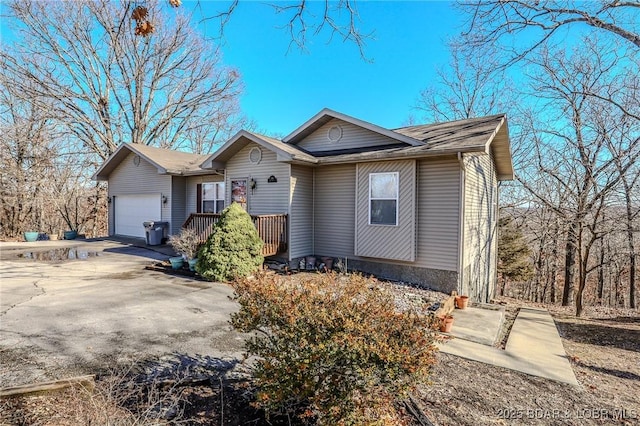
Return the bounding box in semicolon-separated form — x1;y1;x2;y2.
225;142;290;215
171;176;186;234
463;152;498;302
313;157;460;272
297;118;403;153
415;158;460;271
313;164;357;257
290;165;314;259
355;160;416;261
107;152;171;235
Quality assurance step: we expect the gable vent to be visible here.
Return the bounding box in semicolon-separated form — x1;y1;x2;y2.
249;147;262;164
327;125;343;143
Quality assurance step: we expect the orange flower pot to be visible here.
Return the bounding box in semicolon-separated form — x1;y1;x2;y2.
456;295;469;310
439;315;454;333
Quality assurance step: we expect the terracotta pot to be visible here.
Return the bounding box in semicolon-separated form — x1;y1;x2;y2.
439;315;454;333
456;295;469;310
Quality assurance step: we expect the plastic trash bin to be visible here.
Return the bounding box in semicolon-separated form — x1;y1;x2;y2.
143;220;169;246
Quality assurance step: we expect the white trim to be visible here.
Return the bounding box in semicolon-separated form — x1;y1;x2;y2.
368;171;399;226
202;181;225;213
201;130;318;168
457;152;466;294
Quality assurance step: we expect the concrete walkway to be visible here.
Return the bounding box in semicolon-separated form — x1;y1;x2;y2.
447;305;504;346
438;307;578;385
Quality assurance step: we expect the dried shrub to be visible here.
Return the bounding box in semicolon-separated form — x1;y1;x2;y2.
196;203;263;282
0;367;186;425
168;227;200;259
230;272;440;425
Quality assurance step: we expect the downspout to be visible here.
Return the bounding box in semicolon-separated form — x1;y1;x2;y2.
457;152;466;295
312;167;315;255
288;164;292;262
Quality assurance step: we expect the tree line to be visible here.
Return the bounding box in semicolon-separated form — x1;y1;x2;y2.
417;1;640;315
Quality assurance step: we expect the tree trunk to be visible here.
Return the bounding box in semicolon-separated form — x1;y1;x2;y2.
597;238;605;302
630;253;636;309
575;235;590;317
562;225;577;306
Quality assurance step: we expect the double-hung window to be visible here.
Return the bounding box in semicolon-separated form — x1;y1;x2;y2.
369;172;398;225
202;182;225;213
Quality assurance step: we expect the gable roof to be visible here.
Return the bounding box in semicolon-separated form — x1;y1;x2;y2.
94;111;514;182
283;108;425;147
92;143;212;181
199;111;514;180
201;130;318;168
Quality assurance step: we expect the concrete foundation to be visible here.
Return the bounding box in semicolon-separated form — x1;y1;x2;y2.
343;258;458;294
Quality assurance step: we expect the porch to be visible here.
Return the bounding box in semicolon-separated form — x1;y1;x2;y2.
182;213;288;257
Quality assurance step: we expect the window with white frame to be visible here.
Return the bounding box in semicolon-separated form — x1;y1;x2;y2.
202;182;225;213
369;172;398;225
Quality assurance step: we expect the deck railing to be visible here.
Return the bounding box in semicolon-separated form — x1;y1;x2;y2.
183;213;288;257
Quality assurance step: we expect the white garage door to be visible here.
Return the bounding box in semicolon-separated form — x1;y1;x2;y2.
114;194;161;238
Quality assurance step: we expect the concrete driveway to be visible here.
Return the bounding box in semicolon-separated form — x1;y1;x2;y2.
0;239;245;387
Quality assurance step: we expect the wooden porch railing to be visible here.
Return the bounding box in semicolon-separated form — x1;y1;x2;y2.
183;213;288;257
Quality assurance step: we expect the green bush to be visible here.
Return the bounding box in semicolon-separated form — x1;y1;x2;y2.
196;203;264;282
230;272;440;425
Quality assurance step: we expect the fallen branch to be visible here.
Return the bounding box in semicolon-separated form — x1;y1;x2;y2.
0;375;95;398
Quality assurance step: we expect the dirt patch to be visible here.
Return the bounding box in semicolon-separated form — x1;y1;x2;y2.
416;300;640;425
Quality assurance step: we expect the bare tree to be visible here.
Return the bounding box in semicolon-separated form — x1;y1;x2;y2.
606;122;640;309
458;0;640;66
1;0;243;161
516;40;640;315
195;0;373;58
0;72;56;238
416;43;510;122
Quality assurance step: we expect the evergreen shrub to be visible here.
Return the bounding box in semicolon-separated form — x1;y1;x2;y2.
196;203;263;282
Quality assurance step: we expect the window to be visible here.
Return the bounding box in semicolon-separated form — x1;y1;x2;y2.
202;182;225;213
369;172;398;225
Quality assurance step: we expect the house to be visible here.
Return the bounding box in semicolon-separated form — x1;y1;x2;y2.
93;109;513;302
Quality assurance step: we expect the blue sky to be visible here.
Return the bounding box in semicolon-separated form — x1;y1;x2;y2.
192;1;463;136
0;1;463;136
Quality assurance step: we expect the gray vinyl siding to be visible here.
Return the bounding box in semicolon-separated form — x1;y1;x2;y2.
185;175;224;216
225;142;290;214
107;151;171;235
313;158;460;272
463;152;498;302
297;118;402;153
171;176;187;234
414;157;460;271
314;164;357;257
289;165;314;259
354;160;416;261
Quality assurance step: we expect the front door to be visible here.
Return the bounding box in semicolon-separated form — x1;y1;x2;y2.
231;178;248;211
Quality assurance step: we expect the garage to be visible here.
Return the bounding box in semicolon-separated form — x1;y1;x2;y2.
114;194;161;238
